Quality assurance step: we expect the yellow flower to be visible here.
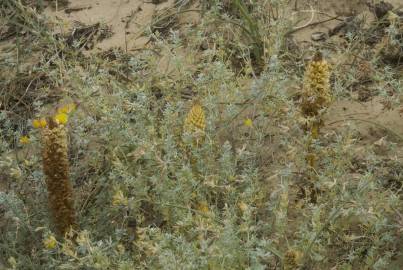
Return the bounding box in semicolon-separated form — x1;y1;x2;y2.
57;103;76;114
54;113;69;125
116;244;125;254
32;118;47;129
43;235;57;249
197;201;210;215
244;118;253;127
238;201;248;212
19;136;30;144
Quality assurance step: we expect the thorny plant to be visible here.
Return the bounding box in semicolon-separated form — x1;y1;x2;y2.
0;1;402;269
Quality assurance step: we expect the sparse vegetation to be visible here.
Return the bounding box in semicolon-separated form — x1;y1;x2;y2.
1;0;402;269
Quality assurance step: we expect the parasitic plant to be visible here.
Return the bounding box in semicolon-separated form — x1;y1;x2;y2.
35;106;77;236
301;52;332;171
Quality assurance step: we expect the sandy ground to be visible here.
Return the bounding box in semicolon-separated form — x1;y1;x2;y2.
43;0;403;47
325;96;403;150
45;0;159;50
44;0;200;51
291;0;402;42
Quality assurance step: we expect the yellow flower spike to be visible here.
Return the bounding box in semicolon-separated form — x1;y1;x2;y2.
43;235;57;250
54;113;69;125
184;103;206;133
301;51;331;117
57;103;76;114
183;102;206;148
42;119;76;235
244;118;253;127
19;136;30;144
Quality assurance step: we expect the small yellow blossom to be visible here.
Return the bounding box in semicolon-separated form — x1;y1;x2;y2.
43;235;57;249
32;118;47;129
116;244;125;254
32;119;41;128
19;136;30;144
238;201;248;212
40;119;48;128
112;190;128;206
284;249;303;270
24;159;34;167
57;103;76;114
54;113;69;125
197;201;210;215
244;118;253;127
